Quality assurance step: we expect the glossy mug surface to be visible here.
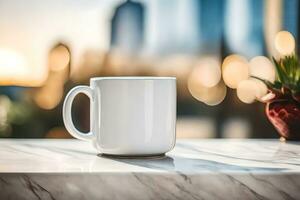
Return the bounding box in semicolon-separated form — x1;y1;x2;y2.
63;77;176;156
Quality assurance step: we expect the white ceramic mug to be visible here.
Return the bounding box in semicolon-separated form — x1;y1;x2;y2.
63;77;176;156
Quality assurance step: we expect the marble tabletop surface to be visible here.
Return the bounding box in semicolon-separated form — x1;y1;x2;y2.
0;139;300;200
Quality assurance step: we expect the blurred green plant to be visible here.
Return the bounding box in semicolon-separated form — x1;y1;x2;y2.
253;54;300;102
0;95;33;137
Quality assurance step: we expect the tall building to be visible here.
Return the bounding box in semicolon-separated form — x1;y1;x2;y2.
110;0;145;55
199;0;225;55
146;0;201;55
224;0;264;57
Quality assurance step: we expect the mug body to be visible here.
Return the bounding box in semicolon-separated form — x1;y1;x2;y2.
90;77;176;156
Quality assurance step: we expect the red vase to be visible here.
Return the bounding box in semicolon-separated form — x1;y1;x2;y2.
266;99;300;140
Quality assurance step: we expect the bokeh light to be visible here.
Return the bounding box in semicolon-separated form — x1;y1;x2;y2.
188;74;227;106
204;81;227;106
34;44;70;110
191;57;221;87
48;45;70;72
252;78;268;99
237;79;257;104
274;31;295;56
0;48;47;86
0;49;28;85
237;78;267;104
222;54;247;67
249;56;275;83
222;54;249;89
34;86;64;110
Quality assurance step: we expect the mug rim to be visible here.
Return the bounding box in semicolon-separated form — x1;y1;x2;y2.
91;76;176;81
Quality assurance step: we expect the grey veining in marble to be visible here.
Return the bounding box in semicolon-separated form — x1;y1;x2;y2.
0;139;300;200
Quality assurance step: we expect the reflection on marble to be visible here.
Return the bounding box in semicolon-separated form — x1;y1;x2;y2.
0;139;300;199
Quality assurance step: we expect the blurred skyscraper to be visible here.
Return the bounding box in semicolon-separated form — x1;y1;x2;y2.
224;0;264;58
110;0;145;55
283;0;299;41
199;0;224;55
146;0;201;55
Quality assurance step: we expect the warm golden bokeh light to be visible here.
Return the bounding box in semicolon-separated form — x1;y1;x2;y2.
204;81;227;106
0;49;27;70
48;45;70;72
249;56;275;83
188;74;227;106
237;78;267;104
222;54;249;89
33;44;70;110
34;86;64;110
251;78;268;99
0;48;46;86
0;49;27;83
274;31;295;56
237;79;258;104
222;54;247;67
191;57;221;87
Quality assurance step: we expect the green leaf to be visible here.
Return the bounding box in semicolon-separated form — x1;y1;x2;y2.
272;57;285;83
272;57;289;84
251;76;282;92
282;54;298;83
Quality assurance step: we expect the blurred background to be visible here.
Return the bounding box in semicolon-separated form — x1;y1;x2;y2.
0;0;298;139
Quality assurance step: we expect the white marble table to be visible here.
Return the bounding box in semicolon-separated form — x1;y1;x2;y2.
0;139;300;200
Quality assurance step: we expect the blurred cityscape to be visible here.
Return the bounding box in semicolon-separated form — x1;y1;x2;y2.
0;0;298;138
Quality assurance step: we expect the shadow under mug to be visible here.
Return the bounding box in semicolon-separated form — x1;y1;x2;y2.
63;77;177;156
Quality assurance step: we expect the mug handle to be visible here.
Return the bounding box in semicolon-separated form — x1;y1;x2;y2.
63;86;94;141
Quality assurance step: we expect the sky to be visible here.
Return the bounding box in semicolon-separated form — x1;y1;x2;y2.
0;0;121;84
